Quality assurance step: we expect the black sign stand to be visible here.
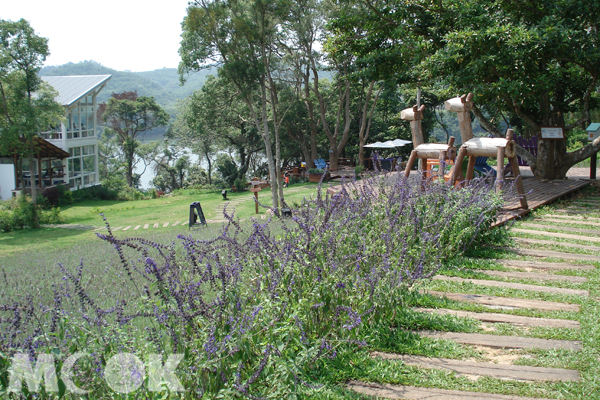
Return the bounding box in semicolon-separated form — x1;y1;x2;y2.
591;152;597;180
189;202;207;228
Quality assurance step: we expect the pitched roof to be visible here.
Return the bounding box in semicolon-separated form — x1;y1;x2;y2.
41;75;111;106
586;123;600;132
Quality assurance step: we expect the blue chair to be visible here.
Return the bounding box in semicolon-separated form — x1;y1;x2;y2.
473;156;496;177
314;159;328;169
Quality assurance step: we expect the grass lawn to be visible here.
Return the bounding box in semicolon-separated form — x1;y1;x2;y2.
0;181;327;260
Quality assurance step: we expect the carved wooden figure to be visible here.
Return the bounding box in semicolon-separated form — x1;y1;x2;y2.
449;129;528;209
401;104;457;179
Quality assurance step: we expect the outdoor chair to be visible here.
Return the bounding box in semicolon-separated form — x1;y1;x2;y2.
474;156;496;177
314;159;328;169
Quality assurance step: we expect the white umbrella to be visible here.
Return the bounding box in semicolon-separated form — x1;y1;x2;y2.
364;141;395;148
386;139;412;147
364;139;411;148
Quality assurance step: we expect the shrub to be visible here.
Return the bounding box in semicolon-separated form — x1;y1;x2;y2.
234;177;247;192
0;172;502;397
307;168;325;175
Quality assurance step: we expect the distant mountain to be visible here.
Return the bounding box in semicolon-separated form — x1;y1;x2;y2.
40;61;215;122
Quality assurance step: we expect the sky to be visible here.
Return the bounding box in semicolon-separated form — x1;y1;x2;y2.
3;0;192;72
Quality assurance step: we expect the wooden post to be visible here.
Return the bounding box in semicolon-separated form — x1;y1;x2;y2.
496;146;505;193
450;147;468;185
510;156;529;209
466;156;476;181
255;191;259;214
37;152;42;189
548;141;555;180
404;150;418;178
445;93;474;144
591;152;597;180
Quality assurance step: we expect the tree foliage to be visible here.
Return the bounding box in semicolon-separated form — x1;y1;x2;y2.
330;0;600;178
0;19;63;227
99;91;169;187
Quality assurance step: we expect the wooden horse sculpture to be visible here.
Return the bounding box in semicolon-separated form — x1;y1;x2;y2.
401;104;457;179
449;128;529;209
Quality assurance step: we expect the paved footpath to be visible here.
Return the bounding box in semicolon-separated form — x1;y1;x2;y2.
350;193;600;399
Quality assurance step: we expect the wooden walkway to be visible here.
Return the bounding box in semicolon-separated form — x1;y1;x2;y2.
494;177;591;226
348;193;600;400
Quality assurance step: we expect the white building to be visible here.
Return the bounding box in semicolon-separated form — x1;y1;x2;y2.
0;75;111;200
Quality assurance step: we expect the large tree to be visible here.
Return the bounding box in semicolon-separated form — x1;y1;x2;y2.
0;19;63;227
99;91;169;187
331;0;600;179
180;0;290;211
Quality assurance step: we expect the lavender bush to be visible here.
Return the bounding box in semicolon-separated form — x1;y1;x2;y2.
0;172;502;398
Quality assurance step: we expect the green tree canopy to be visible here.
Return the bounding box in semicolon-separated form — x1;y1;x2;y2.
100;91;169;187
330;0;600;179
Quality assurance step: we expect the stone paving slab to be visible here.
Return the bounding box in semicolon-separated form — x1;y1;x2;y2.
422;290;580;312
370;353;580;382
143;224;149;229
511;237;600;252
521;222;600;236
433;275;588;296
417;331;581;350
348;381;553;400
477;269;587;283
495;259;595;270
415;308;580;328
513;228;600;243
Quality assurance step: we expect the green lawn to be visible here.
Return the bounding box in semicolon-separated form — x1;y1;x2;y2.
0;182;327;260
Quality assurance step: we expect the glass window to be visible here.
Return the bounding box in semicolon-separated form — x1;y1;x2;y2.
87;112;94;130
83;156;95;173
67;131;73;139
72;112;79;130
69;147;81;157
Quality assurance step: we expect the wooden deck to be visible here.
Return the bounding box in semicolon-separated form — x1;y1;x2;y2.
494;177;591;226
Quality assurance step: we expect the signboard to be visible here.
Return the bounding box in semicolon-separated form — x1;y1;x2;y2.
189;202;207;228
249;187;262;193
540;126;564;140
251;180;261;186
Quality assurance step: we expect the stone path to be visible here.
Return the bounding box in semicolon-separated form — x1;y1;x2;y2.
349;192;599;399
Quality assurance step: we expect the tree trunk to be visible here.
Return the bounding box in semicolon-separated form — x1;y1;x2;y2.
205;153;212;185
27;149;39;228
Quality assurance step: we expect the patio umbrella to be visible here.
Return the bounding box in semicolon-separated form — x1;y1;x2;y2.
364;141;395;148
363;139;411;148
385;139;412;147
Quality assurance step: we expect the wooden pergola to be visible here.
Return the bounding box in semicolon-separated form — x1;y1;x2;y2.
11;137;70;191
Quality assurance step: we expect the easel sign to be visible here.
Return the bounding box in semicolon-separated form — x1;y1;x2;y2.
540;127;564;140
189;201;207;228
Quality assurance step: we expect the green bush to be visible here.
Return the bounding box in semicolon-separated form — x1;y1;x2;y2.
0;194;65;232
308;168;325;175
234;177;247;192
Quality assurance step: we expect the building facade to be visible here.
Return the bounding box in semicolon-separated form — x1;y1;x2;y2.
0;74;111;200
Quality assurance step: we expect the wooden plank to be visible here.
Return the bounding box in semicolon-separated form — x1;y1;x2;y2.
422;290;580;312
370;353;580;382
133;225;141;230
513;228;600;243
476;270;587;283
500;247;599;262
111;226;122;232
172;220;181;227
415;308;580;328
347;381;554;400
521;222;600;236
163;222;169;228
493;178;590;227
153;223;159;228
540;218;600;228
495;259;594;271
433;275;588;296
511;237;600;252
143;224;149;229
417;331;581;350
555;209;600;215
543;214;600;223
122;226;131;231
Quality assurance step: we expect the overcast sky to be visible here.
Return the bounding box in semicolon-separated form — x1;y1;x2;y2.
3;0;192;72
